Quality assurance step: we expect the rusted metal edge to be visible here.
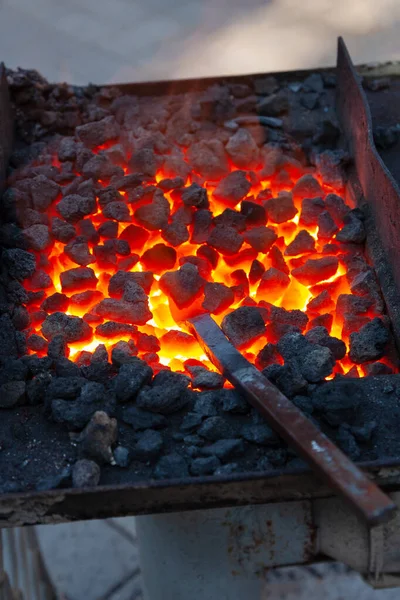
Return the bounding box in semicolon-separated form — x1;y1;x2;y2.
336;38;400;348
0;63;13;196
188;314;397;526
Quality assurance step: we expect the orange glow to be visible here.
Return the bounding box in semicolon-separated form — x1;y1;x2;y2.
21;152;393;380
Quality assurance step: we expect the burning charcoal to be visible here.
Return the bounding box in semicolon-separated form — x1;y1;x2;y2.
213;171;251;207
317;211;338;239
309;313;334;332
134;429;163;460
256;268;290;302
221;306;265;349
113;359;153;403
201;282;234;315
249;259;265;284
299;197;326;227
171;205;193;227
61;267;98;292
336;210;366;244
93;243;117;268
47;335;68;359
30;175;60;212
72;459;100;488
200;439;245;461
134;194;170;231
91;344;108;364
58;137;78;162
187;139;229;179
42;312;92;342
110;173;143;192
97;186;123;208
129;148;158;177
50;217;76;243
190;456;220;475
258;91;289;116
213;209;246;233
265;192;298;224
122;281;147;304
98;220;119;239
141;243;177;272
226;128;260;168
3;249;36;281
292;256;338;285
307;290;335;314
109;270;153;298
154;453;189;479
305;326;346;360
76;219;100;244
231;268;249;297
325;193;349;224
196;246;218;271
178;183;208;209
118;224;149;253
207;224;244;256
255;343;280;369
349;268;384;309
190;367;225;390
180;256;212;279
64;239;94;266
102;200;130;222
26;334;48;353
161;220;189;247
136;333;160;354
349;317;389;363
76;116;119;149
241;424;279;446
70;290;104;312
95;298;152;325
29;270;52;290
267;245;288;275
57;194;96;223
314;150;346;189
270;306;309;331
137;371;191;414
365;362;393;376
336;294;373;316
161;161;190;185
292;175;323;200
95;322;136;339
284;230;315;256
190;209;213;244
240;202;266;228
78;411;117;464
160;263;204;309
111;340;138;367
342;313;370;338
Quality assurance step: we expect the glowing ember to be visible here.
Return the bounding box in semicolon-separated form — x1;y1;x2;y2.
20;142;394;380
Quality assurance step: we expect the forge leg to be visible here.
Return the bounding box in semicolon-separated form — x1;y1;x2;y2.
135;501;315;600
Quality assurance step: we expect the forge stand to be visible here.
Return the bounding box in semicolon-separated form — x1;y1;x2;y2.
3;38;400;598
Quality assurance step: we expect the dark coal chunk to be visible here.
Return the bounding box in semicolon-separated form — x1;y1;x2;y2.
159;177;186;191
198;416;234;441
191;209;213;244
207;225;243;255
26;334;48;353
255;343;279;370
189;367;224;390
365;362;394;376
241;202;267;228
292;175;323;200
213;209;246;233
35;467;72;492
11;306;29;331
221;306;265;349
270;306;309;331
193;392;220;417
180;412;204;433
314;150;346;189
336;210;366;244
299;197;325;227
54;357;79;377
317;211;338;239
190;456;220;476
52;383;115;431
292;256;338;285
42;312;92;342
47;376;86;400
336;294;372;316
300;346;335;383
254;76;278;95
97;220;118;239
313;118;340;146
154;453;189;479
325;193;349;224
95;298;151;325
256;268;290;302
76;220;100;246
51;217;76;243
291;395;314;415
285;230;315;255
266;362;308;397
3;249;36;281
162;221;189;247
129;148;158;177
57;194;96;223
226;128;259;169
213;171;251;207
76;116;119;149
102;201;130;222
311;379;362;426
179;183;209;209
201;282;233;315
58;137;78;162
29;270;52;290
82;154;123;180
30;175;60;211
0;315;19;359
60;267;97;293
134;194;170;231
258;91;289;116
349;318;389;363
187;139;229;179
64;239;94;266
47;335;68;360
305;326;346;360
25;371;51;405
351;421;377;443
0;359;29;384
336;425;360;460
160;263;204;309
118;405;166;430
265;192;297;224
134;429;163;460
110;340;137;367
300;92;319;110
0;381;26;408
241;423;279;446
217;389;249;414
97;186;122;208
137;371;191;414
72;459;101;488
78;411;117;464
113;359;153;403
200;439;245;461
109;270;153;298
113;446;132;468
350;268;384;312
95;322;136;340
141;243;177;272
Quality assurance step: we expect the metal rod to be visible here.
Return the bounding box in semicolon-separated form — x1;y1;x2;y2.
187;313;397;526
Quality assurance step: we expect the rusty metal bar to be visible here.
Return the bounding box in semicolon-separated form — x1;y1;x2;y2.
187;313;397;526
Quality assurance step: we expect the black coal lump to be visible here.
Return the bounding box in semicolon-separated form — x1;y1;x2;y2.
336;424;360;460
35;466;72;492
113;359;153;403
137;371;191;414
197;416;235;441
190;456;221;476
154;453;189;479
310;380;362;426
113;446;131;468
3;249;36;280
349;318;389;363
220;389;250;414
200;439;245;461
180;412;204;433
134;429;163;460
193;391;220;417
241;424;280;446
117;405;167;430
51;382;115;430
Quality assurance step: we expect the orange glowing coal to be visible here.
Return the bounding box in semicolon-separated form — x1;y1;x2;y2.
22;150;391;379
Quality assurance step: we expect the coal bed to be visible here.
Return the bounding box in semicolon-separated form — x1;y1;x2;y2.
1;63;400;498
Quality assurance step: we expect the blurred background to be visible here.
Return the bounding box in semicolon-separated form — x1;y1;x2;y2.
0;0;400;84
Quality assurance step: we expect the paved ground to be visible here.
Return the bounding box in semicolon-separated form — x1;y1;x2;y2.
3;0;400;597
